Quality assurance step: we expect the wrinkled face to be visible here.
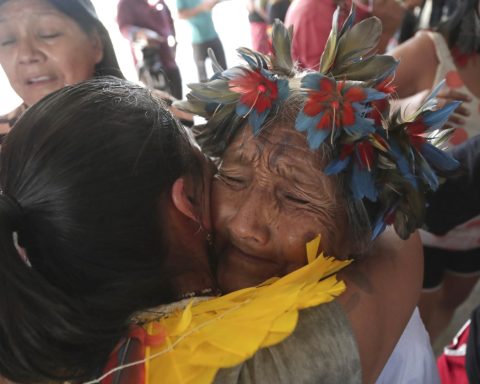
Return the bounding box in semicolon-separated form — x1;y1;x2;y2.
0;0;103;106
212;124;349;292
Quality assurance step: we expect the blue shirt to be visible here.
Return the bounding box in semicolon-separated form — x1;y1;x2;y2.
176;0;218;44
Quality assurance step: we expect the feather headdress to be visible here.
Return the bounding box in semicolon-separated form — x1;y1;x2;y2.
175;5;460;240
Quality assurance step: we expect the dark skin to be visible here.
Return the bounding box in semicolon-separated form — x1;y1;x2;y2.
212;124;350;292
212;123;423;383
145;124;421;383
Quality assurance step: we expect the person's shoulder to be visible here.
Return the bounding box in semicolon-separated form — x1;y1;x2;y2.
392;29;435;59
176;0;193;9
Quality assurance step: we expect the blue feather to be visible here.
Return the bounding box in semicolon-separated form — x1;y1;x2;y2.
371;214;387;240
422;101;461;130
239;52;258;70
352;103;373;114
277;79;290;100
424;80;446;104
306;127;330;149
236;103;250;117
420;143;460;171
295;111;321;132
344;114;375;136
301;73;326;91
325;157;351;175
363;88;388;102
418;156;439;191
249;110;269;133
389;140;418;188
350;163;378;201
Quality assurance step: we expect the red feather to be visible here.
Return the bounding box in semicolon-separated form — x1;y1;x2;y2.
229;71;278;113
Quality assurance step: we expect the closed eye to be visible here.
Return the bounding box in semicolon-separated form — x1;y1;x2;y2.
0;38;15;46
216;172;246;189
40;32;62;39
284;194;310;205
219;174;244;184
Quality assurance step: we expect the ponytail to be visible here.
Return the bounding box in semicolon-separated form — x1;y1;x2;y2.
0;195;123;382
0;78;198;382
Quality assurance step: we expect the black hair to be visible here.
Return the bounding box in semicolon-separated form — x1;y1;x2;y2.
0;77;200;382
437;0;480;54
0;0;125;79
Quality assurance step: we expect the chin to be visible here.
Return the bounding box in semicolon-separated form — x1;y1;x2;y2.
218;274;259;293
217;260;275;293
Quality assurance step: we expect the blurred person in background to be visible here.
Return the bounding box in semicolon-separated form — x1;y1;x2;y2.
419;135;480;383
117;0;183;99
267;0;290;24
176;0;227;81
0;0;124;136
395;0;460;48
246;0;269;54
284;0;405;70
390;0;480;342
0;0;191;137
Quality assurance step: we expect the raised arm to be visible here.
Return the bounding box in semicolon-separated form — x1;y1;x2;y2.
390;31;438;98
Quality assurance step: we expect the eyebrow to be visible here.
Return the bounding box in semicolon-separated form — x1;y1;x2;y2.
223;136;264;165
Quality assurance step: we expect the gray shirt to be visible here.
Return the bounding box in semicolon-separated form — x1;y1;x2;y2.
214;301;361;384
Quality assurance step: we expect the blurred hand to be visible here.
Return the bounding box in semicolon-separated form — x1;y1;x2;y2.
436;88;471;128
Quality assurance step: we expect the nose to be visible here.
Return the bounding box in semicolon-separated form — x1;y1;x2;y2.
228;187;271;247
17;37;43;65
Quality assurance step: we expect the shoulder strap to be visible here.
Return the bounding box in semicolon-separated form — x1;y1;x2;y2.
425;31;454;65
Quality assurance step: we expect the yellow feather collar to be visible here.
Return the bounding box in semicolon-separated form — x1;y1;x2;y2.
93;236;351;384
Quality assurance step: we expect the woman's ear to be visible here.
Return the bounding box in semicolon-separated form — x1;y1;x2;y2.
90;29;104;65
171;177;198;222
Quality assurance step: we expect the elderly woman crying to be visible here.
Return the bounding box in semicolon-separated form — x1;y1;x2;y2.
177;9;459;382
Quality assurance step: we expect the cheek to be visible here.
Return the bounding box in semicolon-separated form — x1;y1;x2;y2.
51;43;97;84
277;211;343;263
272;213;322;265
211;181;235;236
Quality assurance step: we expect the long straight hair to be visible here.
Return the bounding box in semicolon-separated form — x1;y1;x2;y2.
0;77;201;382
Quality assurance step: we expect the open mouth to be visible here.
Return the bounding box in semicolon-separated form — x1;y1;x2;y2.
26;75;57;86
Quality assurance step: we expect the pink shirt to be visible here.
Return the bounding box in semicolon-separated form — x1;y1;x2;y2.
285;0;370;70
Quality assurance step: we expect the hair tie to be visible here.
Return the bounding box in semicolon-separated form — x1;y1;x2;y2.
0;189;31;268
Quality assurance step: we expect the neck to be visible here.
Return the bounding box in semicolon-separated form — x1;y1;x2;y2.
162;197;218;300
171;267;217;299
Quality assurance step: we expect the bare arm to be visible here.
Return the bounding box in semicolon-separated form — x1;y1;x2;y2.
390;31;438;98
338;228;423;383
